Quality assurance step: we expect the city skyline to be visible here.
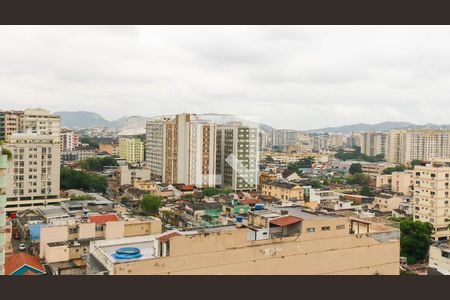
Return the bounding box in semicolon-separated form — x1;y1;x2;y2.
4;26;450;130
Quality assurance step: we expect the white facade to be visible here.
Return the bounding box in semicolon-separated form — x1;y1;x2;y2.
216;123;258;191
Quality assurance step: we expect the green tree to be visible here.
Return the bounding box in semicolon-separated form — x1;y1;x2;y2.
202;187;219;197
346;173;372;186
287;156;314;172
265;156;274;163
80;156;118;172
349;163;362;175
400;219;434;264
409;160;422;169
360;185;374;197
218;188;234;195
383;165;406;174
140;194;163;216
60;167;108;193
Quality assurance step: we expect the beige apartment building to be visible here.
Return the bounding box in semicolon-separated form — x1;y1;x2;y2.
146;114;216;187
119;138;144;164
261;181;304;202
0;110;23;142
2;109;63;212
361;162;396;179
387;129;450;164
413;160;450;241
87;208;400;275
360;131;388;157
41;216;162;263
4;133;62;212
376;171;413;196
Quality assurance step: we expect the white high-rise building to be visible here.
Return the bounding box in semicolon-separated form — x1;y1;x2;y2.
60;128;80;152
387;130;450;164
216;122;258;191
272;129;299;148
2;109;62;212
361;131;388;157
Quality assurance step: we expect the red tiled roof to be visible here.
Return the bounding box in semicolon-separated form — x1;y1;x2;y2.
239;198;263;205
158;231;181;243
22;270;39;275
270;216;303;227
5;253;46;275
88;214;119;224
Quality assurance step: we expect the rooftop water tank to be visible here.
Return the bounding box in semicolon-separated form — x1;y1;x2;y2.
112;247;142;260
255;203;265;210
236;216;243;223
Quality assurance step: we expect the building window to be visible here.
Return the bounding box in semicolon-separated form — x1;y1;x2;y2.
306;227;315;233
321;226;331;231
336;225;345;230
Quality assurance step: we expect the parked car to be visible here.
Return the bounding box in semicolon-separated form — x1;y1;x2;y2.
18;243;26;251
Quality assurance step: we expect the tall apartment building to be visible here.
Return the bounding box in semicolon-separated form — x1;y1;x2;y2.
272;129;299;148
413;160;450;241
0;145;8;275
311;134;329;151
146;118;170;180
258;130;268;151
60;128;80;152
347;132;362;148
387;130;450;164
216;122;258;191
118;138;145;164
0;110;23;142
146;114;216;187
2;109;62;212
329;133;346;149
361;131;388;157
5;133;61;212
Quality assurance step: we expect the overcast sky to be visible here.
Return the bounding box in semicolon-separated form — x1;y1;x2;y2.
2;25;450;130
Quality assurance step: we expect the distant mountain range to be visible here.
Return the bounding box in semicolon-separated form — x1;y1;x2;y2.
56;111;450;134
306;122;450;134
53;111;275;133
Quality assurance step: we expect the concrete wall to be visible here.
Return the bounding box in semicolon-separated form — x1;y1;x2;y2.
112;229;399;275
429;245;450;275
104;221;125;240
40;225;69;258
45;244;69;263
79;223;96;239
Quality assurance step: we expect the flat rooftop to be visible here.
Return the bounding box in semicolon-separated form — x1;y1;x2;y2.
254;205;340;220
93;235;157;263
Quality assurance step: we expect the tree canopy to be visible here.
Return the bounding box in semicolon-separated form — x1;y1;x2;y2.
79;156;118;172
287;156;315;172
383;165;406;174
346;173;372;186
400;219;434;264
140;194;163;216
335;146;384;162
60;167;108;193
349;163;362;175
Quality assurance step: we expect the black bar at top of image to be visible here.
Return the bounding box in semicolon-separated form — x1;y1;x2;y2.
2;0;450;25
